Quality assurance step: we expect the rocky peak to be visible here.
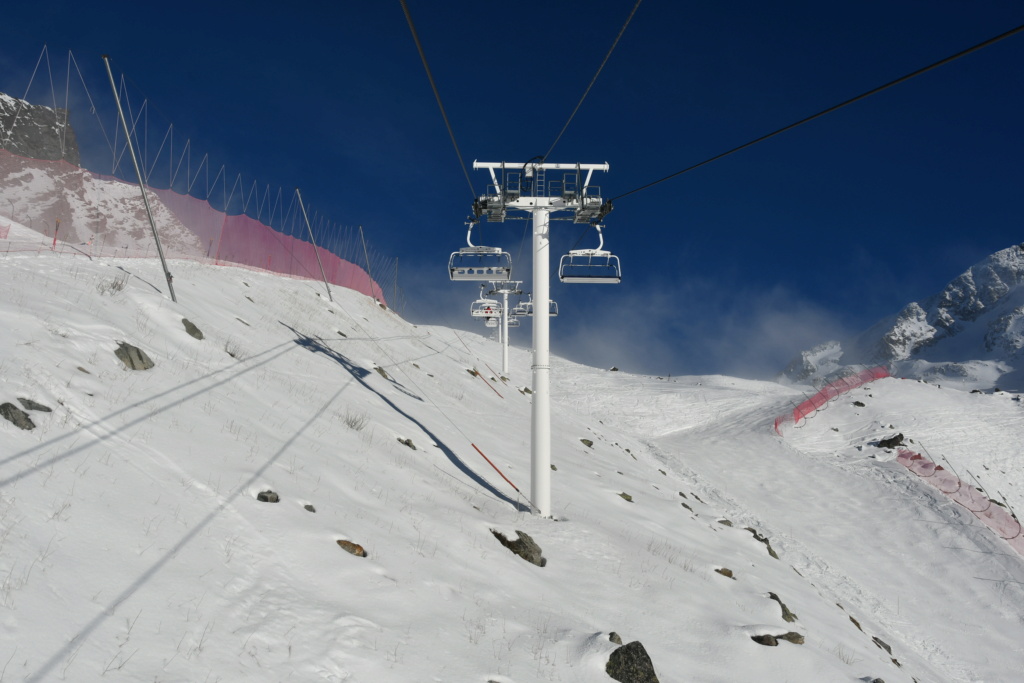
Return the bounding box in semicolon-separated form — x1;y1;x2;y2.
0;91;80;165
781;244;1024;390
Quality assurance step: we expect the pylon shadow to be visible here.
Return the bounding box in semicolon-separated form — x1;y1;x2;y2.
281;323;527;511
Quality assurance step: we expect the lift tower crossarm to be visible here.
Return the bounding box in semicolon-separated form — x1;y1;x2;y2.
472;161;609;172
468;160;611;518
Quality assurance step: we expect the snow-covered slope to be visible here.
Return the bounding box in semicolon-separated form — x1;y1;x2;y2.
784;244;1024;391
2;218;1023;682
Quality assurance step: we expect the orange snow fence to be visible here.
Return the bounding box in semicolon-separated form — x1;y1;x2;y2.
897;448;1024;556
774;366;890;435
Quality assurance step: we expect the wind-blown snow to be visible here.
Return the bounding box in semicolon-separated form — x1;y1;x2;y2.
1;219;1023;682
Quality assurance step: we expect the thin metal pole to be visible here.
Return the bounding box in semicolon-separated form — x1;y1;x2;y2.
102;55;176;303
500;288;509;375
295;188;332;302
359;225;381;305
531;207;551;517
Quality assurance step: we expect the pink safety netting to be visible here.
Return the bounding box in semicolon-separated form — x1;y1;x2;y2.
897;448;1024;556
774;366;890;434
0;149;386;304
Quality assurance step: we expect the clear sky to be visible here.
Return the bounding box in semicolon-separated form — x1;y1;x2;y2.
2;1;1023;378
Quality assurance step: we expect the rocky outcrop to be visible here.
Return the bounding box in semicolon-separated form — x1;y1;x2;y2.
781;244;1024;390
0;92;80;164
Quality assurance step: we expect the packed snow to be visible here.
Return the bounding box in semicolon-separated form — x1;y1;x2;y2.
1;219;1023;682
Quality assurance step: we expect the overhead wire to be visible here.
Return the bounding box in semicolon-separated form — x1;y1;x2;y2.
399;0;477;200
611;21;1024;202
544;0;643;161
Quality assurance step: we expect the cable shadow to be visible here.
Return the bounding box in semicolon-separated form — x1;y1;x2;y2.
0;340;298;489
282;323;526;511
25;378;355;682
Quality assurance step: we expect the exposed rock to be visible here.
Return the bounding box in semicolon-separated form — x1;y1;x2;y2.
375;366;390;380
752;631;803;646
18;397;52;412
304;504;316;513
618;492;633;503
397;437;416;450
182;318;204;340
490;529;546;567
718;519;733;527
605;640;660;683
877;433;904;449
0;92;80;163
256;490;279;503
114;341;154;370
745;527;780;559
782;244;1024;389
853;400;866;407
580;438;594;448
872;636;892;655
609;632;623;645
715;567;735;579
336;539;367;557
768;592;798;622
0;402;35;430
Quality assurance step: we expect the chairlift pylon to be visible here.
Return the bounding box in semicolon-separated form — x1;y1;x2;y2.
559;223;621;284
449;220;512;281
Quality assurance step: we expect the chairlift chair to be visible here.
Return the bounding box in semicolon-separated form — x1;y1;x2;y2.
484;317;498;328
559;223;621;284
470;297;502;319
507;316;521;328
512;294;558;317
449;221;512;281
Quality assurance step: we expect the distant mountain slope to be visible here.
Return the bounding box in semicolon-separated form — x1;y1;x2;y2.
783;243;1024;390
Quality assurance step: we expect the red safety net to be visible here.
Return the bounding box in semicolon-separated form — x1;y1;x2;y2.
897;448;1024;556
774;366;890;434
0;150;386;304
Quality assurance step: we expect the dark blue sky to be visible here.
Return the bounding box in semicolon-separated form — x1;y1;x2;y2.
3;1;1023;378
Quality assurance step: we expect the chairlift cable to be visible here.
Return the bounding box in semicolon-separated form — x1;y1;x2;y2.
611;21;1024;202
399;0;477;199
544;0;643;161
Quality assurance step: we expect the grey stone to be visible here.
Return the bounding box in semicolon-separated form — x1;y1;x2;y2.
0;402;35;430
257;490;279;503
609;632;623;645
490;529;546;567
182;318;204;340
768;592;798;622
745;527;780;559
751;634;778;646
877;433;905;449
114;342;154;370
304;504;316;513
18;397;52;412
605;641;660;683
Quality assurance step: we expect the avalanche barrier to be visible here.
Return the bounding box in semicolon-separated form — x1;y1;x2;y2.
896;448;1024;557
774;366;890;435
